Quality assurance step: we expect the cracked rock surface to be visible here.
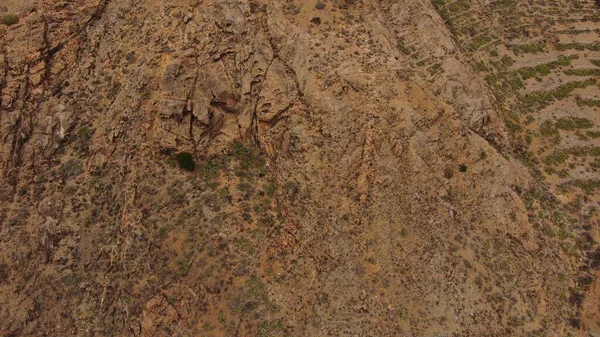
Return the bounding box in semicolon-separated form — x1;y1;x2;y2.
0;0;597;336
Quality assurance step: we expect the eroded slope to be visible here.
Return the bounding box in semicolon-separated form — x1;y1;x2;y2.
0;0;594;336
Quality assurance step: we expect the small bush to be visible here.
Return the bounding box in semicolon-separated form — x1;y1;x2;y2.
587;130;600;138
59;159;83;180
233;142;265;170
237;182;253;195
198;160;220;181
576;97;600;107
175;152;195;171
315;2;326;10
540;120;558;137
444;167;454;179
459;164;467;172
0;14;19;26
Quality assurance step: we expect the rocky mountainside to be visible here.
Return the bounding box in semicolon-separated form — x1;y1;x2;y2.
1;0;599;336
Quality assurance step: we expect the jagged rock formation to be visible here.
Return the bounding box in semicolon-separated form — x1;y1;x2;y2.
0;0;597;336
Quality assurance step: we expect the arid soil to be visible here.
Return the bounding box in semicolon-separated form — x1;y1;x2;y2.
1;0;600;336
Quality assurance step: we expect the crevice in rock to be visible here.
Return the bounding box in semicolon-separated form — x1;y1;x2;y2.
260;101;294;126
38;0;112;64
249;57;274;147
0;31;7;111
188;61;201;155
4;60;33;185
40;15;52;90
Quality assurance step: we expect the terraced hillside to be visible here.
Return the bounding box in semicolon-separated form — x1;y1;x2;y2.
432;0;600;333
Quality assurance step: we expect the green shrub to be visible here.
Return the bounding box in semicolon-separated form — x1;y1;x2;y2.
557;42;600;51
0;14;19;26
176;260;191;274
576;97;600;107
565;179;600;194
198;160;221;181
233;142;265;170
315;2;326;10
587;130;600;138
540;120;558;137
175;152;195;171
521;79;596;112
237;182;253;194
555;117;594;130
510;41;546;55
517;55;576;80
545;146;600;166
563;68;600;76
428;63;442;76
544;151;569;166
59;159;83;179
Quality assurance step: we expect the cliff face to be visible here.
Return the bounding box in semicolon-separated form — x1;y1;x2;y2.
0;0;597;336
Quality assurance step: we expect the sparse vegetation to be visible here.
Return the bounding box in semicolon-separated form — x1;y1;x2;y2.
576;96;600;107
0;14;19;26
562;179;600;194
517;55;576;79
521;79;596;111
555;117;594;130
233;142;266;171
510;41;546;54
197;159;222;182
540;120;559;137
4;1;600;336
59;159;83;179
176;260;192;274
557;42;600;51
587;130;600;138
428;62;442;76
545;146;600;165
563;68;600;76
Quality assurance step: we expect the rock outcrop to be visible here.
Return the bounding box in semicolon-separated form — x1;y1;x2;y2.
0;0;594;336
